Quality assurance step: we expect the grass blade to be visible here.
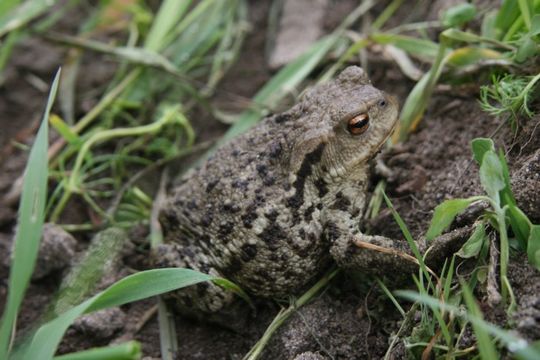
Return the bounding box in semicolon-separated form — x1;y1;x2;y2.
0;69;60;358
382;192;431;283
0;0;22;15
495;0;521;38
52;341;141;360
0;0;54;37
17;268;216;360
460;281;499;360
44;33;181;75
371;33;440;60
518;0;533;30
144;0;192;51
220;35;337;143
397;290;540;360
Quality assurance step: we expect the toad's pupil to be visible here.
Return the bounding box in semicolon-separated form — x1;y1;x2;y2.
351;118;368;128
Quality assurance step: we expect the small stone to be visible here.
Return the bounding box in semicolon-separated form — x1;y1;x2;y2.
32;223;77;279
72;307;126;340
293;351;327;360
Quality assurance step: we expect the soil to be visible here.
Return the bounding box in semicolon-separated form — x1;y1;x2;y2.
1;1;539;359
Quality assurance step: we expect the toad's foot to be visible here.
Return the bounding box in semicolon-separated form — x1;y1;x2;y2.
154;243;235;312
153;243;252;331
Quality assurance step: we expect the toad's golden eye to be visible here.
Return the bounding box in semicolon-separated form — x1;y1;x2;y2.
347;113;369;135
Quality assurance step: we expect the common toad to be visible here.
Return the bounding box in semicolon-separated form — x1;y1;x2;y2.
157;66;407;312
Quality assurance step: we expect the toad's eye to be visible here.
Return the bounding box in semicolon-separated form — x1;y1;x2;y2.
378;99;387;108
347;113;369;135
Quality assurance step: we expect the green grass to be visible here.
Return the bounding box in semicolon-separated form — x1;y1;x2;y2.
396;289;540;360
426;138;539;309
14;268;218;360
377;138;539;358
0;72;242;360
480;73;540;130
0;2;250;359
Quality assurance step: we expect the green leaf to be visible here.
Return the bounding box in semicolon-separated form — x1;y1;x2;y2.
508;205;532;250
395;72;431;140
442;28;483;43
426;198;476;240
17;269;216;360
0;70;59;359
446;47;503;67
494;0;521;38
479;151;505;205
442;3;476;28
527;225;540;270
457;223;487;258
394;36;449;141
53;341;141;360
515;35;539;63
518;0;533;30
471;138;495;166
481;10;498;39
0;0;22;15
531;15;540;36
498;149;516;206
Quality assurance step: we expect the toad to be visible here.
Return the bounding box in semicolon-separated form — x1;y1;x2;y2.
157;66;430;313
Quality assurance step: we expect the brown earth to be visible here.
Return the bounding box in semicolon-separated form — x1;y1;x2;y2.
1;1;539;359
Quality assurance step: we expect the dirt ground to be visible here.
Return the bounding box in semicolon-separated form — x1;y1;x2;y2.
1;1;539;359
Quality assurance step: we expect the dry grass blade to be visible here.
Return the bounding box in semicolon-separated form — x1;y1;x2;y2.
243;268;339;360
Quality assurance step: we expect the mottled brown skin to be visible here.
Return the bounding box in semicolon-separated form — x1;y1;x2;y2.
157;67;401;313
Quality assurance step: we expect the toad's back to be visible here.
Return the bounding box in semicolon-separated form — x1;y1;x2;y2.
160;112;334;297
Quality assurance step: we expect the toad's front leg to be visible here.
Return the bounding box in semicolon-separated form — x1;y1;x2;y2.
325;207;472;274
325;217;420;274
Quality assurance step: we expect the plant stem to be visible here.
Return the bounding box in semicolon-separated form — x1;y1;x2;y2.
496;208;511;309
48;68;142;169
50;107;191;222
243;268;339;360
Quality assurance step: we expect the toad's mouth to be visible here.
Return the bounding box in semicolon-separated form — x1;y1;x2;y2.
371;94;400;156
374;114;399;155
